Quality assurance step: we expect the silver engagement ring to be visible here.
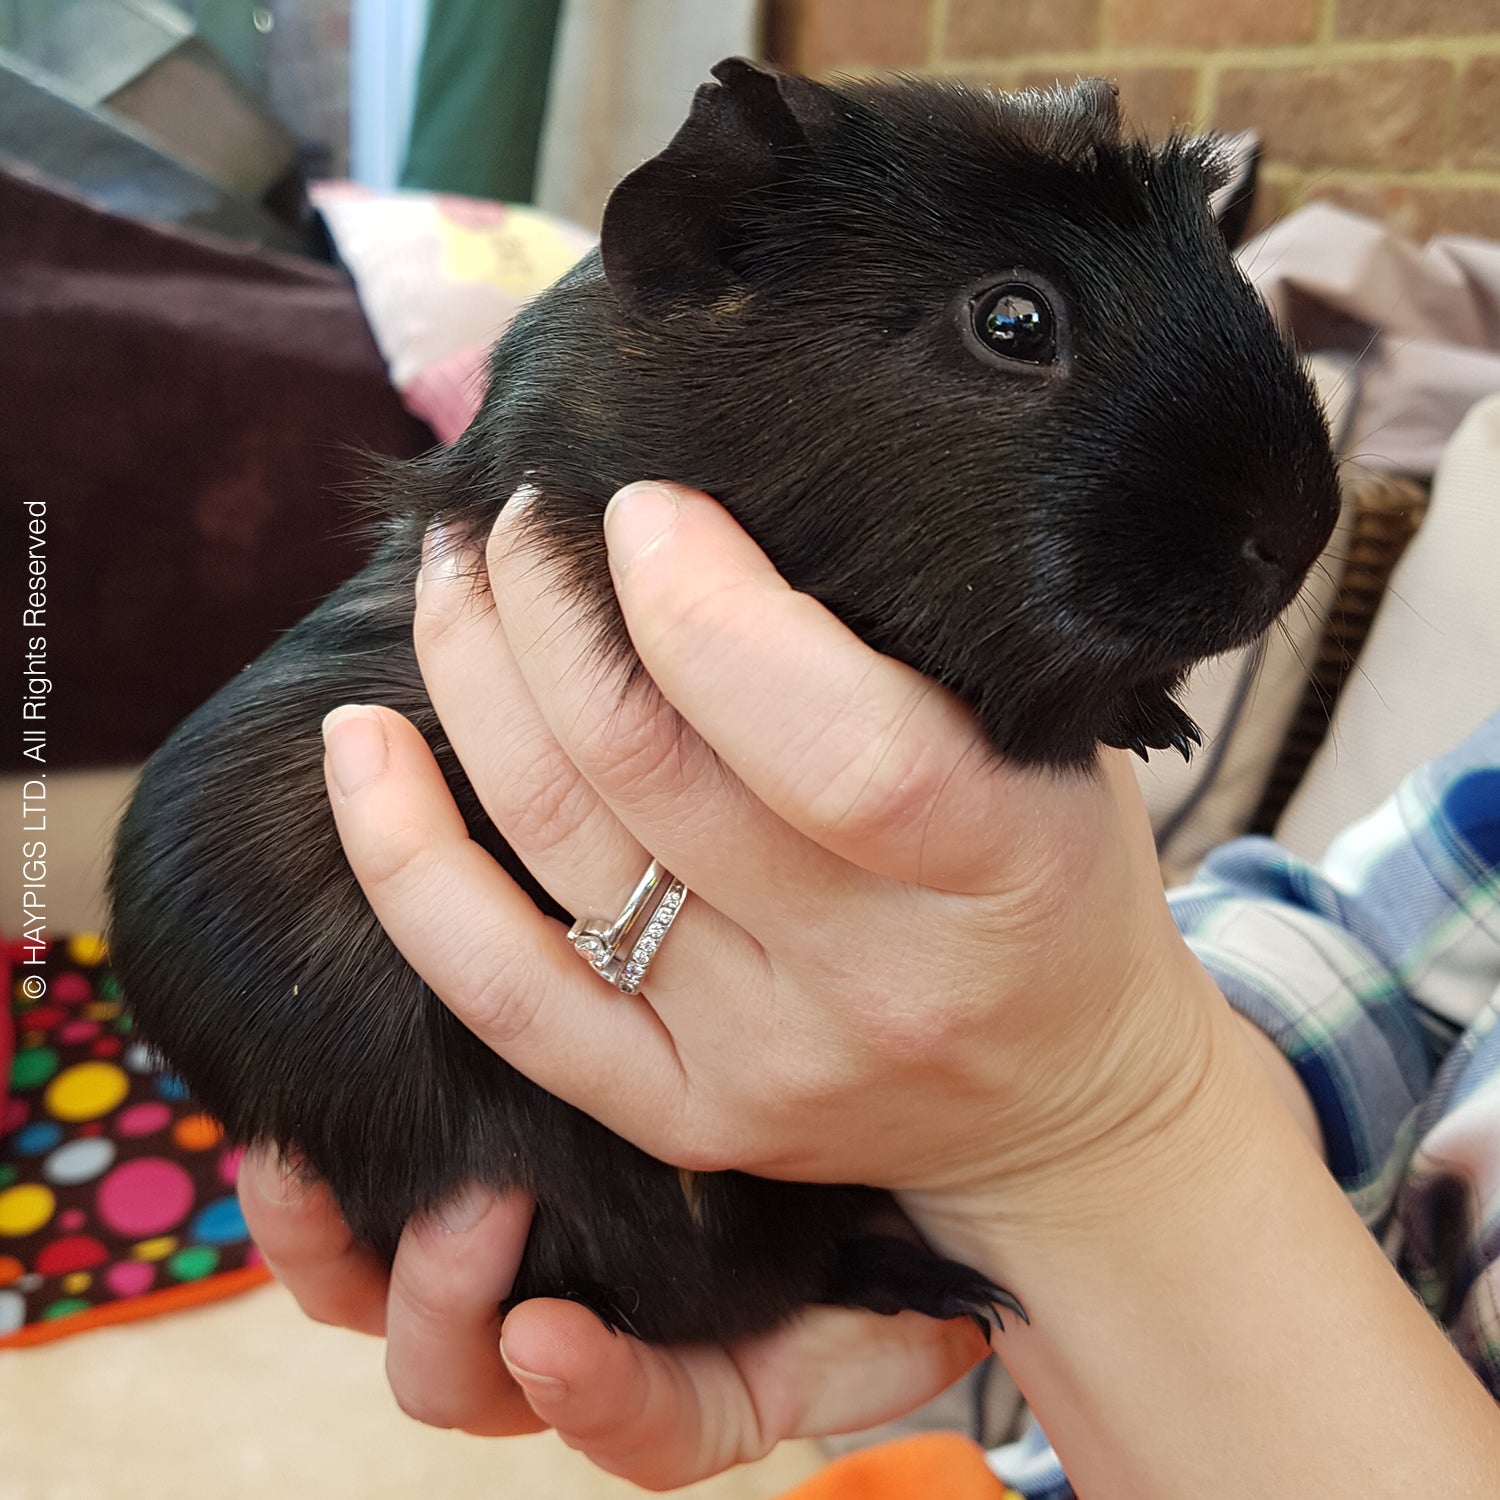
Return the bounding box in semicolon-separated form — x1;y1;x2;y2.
568;858;687;995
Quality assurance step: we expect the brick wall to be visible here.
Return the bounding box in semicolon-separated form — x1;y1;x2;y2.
763;0;1500;242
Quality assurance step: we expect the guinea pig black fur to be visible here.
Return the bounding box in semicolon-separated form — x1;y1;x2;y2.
108;61;1341;1345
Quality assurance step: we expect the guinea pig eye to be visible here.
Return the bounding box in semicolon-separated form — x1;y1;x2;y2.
970;282;1057;365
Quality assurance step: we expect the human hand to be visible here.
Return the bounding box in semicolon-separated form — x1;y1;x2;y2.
290;482;1500;1498
237;1145;987;1486
320;482;1222;1232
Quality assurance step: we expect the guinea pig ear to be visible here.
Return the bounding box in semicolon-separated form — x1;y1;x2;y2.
1006;75;1123;162
1065;75;1123;140
601;57;832;316
1202;129;1262;248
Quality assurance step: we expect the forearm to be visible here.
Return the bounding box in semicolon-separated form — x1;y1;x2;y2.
1233;1008;1324;1158
907;959;1500;1499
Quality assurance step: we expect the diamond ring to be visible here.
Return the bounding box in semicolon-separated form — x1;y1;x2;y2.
568;858;688;995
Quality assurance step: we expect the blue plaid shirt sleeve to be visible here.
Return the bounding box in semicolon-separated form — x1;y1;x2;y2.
1172;708;1500;1227
990;709;1500;1497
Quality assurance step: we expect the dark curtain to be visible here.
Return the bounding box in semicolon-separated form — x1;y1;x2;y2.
401;0;563;203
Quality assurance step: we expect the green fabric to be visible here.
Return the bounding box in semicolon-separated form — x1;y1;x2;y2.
401;0;563;204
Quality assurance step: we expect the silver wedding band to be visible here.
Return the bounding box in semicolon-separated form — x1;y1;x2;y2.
568;858;688;995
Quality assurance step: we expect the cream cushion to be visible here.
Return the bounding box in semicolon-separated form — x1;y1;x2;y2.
1274;393;1500;859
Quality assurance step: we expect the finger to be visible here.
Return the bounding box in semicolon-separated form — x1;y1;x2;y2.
501;1299;725;1488
485;492;877;929
499;1299;987;1488
408;546;786;1062
384;1187;547;1436
320;702;694;1156
602;483;1052;892
737;1306;989;1443
237;1145;389;1336
412;522;646;922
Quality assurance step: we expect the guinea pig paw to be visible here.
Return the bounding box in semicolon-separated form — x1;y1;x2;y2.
1103;697;1202;764
824;1234;1028;1340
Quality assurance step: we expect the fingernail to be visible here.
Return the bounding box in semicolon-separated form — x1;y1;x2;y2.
435;1183;492;1234
322;705;388;796
251;1145;310;1206
604;482;680;570
416;523;466;598
502;1354;568;1404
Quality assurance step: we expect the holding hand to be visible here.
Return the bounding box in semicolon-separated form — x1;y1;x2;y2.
313;482;1215;1208
243;483;1498;1499
239;1148;987;1485
243;479;1207;1483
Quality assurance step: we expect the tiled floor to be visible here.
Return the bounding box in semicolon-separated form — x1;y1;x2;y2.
0;767;829;1497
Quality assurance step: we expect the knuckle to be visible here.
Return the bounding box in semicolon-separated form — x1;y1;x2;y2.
631;571;763;681
498;743;598;854
657;1111;759;1176
348;810;445;894
550;675;713;828
795;692;959;850
862;992;976;1071
449;944;545;1052
392;1262;470;1329
388;1374;458;1432
662;1139;740;1175
569;675;686;804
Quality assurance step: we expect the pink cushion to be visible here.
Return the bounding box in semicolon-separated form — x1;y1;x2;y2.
310;182;596;444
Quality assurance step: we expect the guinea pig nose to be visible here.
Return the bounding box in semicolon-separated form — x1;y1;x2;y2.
1241;535;1283;574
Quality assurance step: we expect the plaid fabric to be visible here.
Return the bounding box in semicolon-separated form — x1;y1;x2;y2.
992;708;1500;1497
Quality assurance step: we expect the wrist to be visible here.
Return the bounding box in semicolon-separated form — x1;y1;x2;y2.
902;977;1500;1496
899;948;1258;1263
1232;1008;1324;1158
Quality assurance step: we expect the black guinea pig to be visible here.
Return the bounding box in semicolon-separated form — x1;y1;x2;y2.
108;61;1341;1345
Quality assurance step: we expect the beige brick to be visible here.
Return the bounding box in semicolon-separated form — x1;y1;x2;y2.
949;64;1022;91
1016;65;1198;135
1455;58;1500;171
1335;0;1500;39
1214;59;1452;172
944;0;1101;57
1110;66;1200;134
1106;0;1318;48
1241;171;1296;240
763;0;934;75
1308;180;1500;243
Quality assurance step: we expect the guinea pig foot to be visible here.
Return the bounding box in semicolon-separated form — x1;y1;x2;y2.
824;1234;1028;1339
533;1283;646;1341
1103;696;1202;764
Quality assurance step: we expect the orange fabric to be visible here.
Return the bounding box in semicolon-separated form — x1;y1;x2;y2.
0;1264;272;1349
777;1433;1019;1500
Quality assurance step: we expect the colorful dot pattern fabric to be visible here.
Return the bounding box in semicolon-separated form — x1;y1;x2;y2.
1;936;268;1347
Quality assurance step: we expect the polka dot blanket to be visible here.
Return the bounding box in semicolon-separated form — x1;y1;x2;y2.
0;936;269;1347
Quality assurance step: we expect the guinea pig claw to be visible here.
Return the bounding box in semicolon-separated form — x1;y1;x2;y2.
978;1284;1030;1341
1167;705;1203;761
1105;698;1202;764
932;1279;1029;1343
1171;715;1204;760
825;1236;1026;1339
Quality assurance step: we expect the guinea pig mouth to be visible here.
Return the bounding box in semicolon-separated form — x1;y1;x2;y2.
1184;594;1289;663
1165;528;1328;665
1119;583;1290;685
